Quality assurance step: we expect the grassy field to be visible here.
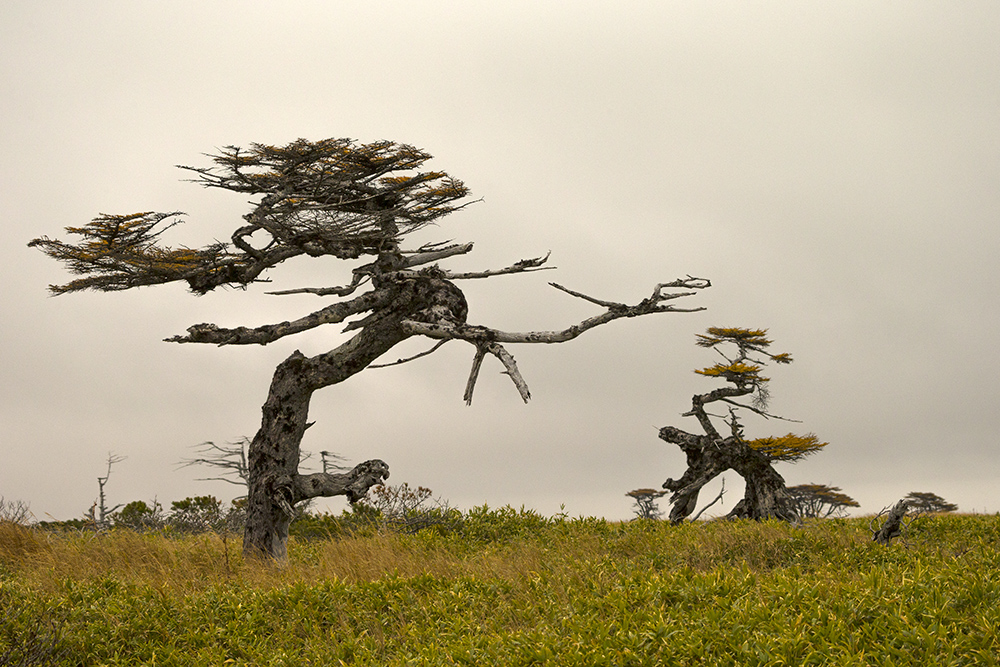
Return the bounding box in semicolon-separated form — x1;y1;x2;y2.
1;509;998;666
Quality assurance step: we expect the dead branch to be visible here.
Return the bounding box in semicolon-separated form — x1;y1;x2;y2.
690;478;727;522
401;277;710;345
165;289;390;345
463;345;488;405
369;339;451;369
400;242;475;269
443;251;554;279
402;278;708;402
290;459;390;504
266;272;370;297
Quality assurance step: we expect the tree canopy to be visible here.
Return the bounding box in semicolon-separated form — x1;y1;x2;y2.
29;139;472;295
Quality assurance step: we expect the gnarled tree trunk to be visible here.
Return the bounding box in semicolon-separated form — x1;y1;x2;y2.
243;276;467;559
659;427;796;524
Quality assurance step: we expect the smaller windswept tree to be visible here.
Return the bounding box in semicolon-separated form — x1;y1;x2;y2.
659;327;828;524
626;488;667;520
787;484;859;519
904;491;958;513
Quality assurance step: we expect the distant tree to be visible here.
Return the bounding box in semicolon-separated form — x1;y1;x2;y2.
659;327;828;524
787;484;859;519
320;451;350;474
904;491;958;513
86;453;125;529
169;495;227;533
30;138;709;559
112;499;164;531
626;488;667;520
180;441;251;490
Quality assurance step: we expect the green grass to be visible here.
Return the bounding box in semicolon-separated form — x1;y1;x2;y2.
2;512;998;666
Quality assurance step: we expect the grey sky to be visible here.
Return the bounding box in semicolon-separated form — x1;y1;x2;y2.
3;2;998;521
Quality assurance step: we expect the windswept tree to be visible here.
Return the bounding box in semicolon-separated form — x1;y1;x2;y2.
659;327;827;524
30;138;709;559
787;484;860;519
904;491;958;513
626;488;667;520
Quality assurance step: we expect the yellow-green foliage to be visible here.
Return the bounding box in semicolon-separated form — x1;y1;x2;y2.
694;327;793;366
696;327;773;349
2;514;999;665
748;432;829;462
695;361;768;382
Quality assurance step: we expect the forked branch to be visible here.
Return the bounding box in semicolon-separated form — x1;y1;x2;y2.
404;277;710;402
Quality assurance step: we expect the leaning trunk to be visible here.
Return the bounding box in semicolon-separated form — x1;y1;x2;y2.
242;323;408;559
243;277;468;560
243;355;317;560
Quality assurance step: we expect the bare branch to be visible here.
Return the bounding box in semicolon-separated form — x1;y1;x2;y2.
444;251;553;280
165;289;390;345
400;242;474;269
265;245;475;296
401;278;710;345
192;476;248;487
386;251;555;283
398;279;707;403
369;339;451;369
548;282;622;308
463;345;488;405
463;341;532;405
266;272;370;297
488;342;531;403
717;398;803;422
690;478;726;522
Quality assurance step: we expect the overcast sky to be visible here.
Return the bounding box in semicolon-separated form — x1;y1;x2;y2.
3;2;998;522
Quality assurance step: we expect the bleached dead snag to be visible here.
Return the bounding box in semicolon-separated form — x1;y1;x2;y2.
29;138;708;560
658;328;828;524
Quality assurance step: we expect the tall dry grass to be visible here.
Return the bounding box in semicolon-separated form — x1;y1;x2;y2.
2;515;874;595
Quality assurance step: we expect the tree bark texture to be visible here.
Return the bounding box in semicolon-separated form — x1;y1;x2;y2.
243;276;468;559
659;427;796;524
